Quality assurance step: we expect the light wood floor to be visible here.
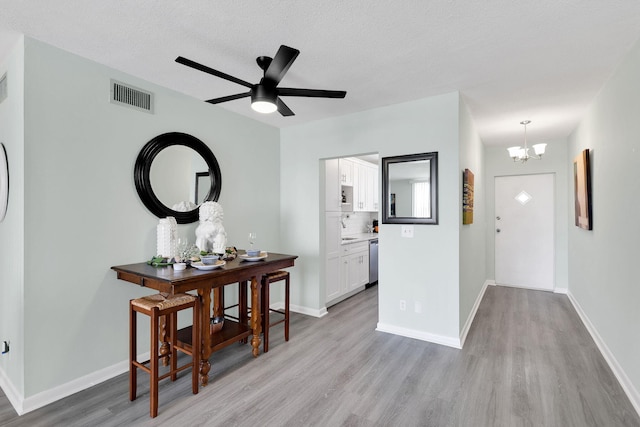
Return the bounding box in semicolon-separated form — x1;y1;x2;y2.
1;285;639;426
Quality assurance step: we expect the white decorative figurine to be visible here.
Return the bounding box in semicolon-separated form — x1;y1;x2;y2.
172;201;197;212
195;201;227;254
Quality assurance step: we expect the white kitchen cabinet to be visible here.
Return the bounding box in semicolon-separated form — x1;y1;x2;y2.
346;249;369;292
339;158;354;186
368;167;380;212
325;159;341;211
353;163;366;211
352;159;379;212
325;212;342;302
335;240;369;303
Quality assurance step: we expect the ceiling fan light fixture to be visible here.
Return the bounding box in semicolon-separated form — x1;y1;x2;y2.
251;85;277;114
176;45;346;117
251;100;277;114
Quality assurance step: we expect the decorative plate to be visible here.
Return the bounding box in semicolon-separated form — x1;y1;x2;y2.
192;260;226;270
239;252;268;262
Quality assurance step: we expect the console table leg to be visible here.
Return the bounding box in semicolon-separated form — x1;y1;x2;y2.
199;359;211;387
198;288;213;386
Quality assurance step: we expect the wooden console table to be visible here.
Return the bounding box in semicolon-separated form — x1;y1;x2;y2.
112;252;297;386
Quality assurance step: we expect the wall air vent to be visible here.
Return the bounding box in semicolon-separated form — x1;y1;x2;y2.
0;73;7;103
110;79;154;113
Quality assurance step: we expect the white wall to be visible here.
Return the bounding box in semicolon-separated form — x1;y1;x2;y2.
281;92;464;345
1;37;281;410
484;139;569;291
0;36;25;407
567;38;640;409
458;97;486;339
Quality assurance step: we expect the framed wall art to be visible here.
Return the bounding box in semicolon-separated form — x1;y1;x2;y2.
573;149;592;230
463;168;474;225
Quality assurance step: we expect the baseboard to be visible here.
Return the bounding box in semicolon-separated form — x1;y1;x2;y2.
289;303;328;318
459;280;491;348
553;287;568;294
0;366;22;415
17;351;150;416
375;323;461;349
567;291;640;417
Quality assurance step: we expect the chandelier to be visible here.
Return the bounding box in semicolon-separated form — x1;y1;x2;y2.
507;120;546;162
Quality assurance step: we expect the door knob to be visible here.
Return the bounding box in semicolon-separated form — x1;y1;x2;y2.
496;228;501;233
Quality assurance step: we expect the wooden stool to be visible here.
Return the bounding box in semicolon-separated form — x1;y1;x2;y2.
129;293;200;418
261;271;290;353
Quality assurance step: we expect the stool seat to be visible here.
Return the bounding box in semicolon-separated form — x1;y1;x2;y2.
130;292;200;418
131;293;197;311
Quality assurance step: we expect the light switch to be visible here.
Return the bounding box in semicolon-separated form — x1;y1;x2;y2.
401;225;414;238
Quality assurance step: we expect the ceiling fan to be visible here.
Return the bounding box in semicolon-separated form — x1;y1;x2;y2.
175;45;346;117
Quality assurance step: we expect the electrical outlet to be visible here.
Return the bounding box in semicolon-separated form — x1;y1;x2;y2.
401;225;414;238
414;301;422;313
399;300;406;311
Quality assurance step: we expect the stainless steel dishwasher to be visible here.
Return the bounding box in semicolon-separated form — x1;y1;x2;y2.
368;239;378;285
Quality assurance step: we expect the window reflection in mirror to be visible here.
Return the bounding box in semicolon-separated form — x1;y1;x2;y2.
150;145;207;211
382;152;438;225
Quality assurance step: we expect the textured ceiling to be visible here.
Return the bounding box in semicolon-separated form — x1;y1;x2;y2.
1;1;640;146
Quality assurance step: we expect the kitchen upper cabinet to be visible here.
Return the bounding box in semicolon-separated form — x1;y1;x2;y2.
339;158;354;186
352;159;379;212
325;159;341;211
372;167;379;212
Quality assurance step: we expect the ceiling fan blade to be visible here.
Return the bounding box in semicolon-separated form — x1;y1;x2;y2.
264;45;300;85
206;92;251;104
278;88;347;98
277;97;295;116
175;56;253;89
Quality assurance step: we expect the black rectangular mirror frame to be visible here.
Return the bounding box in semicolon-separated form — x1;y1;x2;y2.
382;152;438;225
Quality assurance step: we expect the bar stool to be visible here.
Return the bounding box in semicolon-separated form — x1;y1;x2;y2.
129;293;200;418
261;271;290;352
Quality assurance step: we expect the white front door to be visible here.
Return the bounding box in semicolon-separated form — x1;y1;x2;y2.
495;174;554;291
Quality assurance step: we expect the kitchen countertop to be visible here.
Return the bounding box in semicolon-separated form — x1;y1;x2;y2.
341;233;379;245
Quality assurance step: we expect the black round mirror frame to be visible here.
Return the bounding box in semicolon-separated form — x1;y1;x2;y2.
134;132;222;224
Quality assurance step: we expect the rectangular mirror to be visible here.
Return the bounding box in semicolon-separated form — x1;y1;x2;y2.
382;152;438;224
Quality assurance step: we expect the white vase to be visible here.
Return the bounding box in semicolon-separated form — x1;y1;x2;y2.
157;217;177;258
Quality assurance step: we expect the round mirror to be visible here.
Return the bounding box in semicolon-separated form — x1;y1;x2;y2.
134;132;221;224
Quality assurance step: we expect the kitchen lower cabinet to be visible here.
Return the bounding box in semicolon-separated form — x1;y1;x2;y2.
345;249;369;292
328;240;369;306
